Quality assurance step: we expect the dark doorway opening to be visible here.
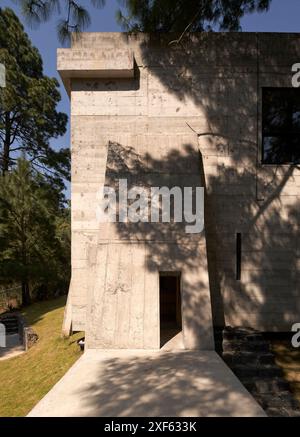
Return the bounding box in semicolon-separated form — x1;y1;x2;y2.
159;272;182;348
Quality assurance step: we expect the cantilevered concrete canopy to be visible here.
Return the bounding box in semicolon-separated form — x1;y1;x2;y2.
57;48;134;95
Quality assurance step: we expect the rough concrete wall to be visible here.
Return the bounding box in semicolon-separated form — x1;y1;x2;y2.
71;106;214;348
63;32;300;338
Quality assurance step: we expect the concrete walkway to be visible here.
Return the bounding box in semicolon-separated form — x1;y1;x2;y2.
28;350;266;417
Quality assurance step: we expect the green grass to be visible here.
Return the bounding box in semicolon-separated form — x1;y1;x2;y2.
0;296;83;417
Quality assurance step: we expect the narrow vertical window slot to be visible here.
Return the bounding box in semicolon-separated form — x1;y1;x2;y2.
236;233;242;281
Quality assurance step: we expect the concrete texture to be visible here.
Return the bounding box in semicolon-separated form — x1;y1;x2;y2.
58;32;300;345
58;48;134;95
28;350;266;417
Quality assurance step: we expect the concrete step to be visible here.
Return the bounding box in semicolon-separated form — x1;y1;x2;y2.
2;328;18;334
0;316;19;334
223;351;275;366
242;377;291;394
254;393;299;409
221;326;300;417
0;320;18;326
0;315;18;321
265;406;300;417
223;327;263;342
223;339;270;353
5;329;18;334
1;317;18;323
231;364;283;379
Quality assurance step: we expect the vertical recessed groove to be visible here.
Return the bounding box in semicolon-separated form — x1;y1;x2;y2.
236;233;242;281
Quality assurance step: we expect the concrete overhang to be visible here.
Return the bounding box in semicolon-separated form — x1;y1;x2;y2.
57;48;134;96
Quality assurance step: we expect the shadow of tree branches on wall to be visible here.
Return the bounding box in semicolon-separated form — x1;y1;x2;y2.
106;32;300;332
97;139;215;349
71;32;300;348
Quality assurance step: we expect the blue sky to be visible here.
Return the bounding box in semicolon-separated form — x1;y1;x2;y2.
1;0;300;195
1;0;124;157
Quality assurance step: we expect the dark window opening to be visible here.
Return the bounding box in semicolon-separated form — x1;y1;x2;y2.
262;87;300;164
159;272;182;348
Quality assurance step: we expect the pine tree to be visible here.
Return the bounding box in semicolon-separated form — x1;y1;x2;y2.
0;158;70;305
0;8;69;184
117;0;272;33
14;0;106;43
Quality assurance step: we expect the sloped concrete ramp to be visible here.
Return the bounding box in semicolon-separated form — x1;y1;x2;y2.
28;350;266;417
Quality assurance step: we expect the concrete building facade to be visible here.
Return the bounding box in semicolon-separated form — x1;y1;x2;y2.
58;32;300;350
